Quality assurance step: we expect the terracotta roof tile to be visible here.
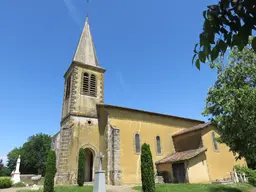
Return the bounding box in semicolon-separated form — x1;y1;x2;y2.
155;147;207;164
172;122;211;137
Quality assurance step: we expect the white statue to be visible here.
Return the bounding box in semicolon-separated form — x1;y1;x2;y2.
11;155;21;184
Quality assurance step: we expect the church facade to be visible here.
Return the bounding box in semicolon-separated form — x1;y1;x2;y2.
52;17;246;185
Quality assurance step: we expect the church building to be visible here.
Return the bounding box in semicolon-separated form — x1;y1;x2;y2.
52;17;246;185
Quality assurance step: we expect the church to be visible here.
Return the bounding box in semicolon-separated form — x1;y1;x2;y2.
52;17;246;185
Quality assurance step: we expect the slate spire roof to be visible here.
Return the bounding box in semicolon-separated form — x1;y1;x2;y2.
73;16;99;67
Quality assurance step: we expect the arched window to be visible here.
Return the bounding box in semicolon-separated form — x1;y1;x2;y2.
212;131;218;151
65;75;71;99
156;136;161;154
82;72;89;95
90;74;97;97
135;133;140;153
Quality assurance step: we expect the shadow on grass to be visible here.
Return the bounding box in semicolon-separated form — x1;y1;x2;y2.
208;186;243;192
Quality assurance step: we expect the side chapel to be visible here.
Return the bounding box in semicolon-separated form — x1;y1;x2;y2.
52;17;246;185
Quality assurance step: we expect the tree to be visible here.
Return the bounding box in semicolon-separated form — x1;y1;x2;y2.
0;159;3;170
43;150;56;192
141;143;155;192
22;133;52;175
7;147;24;173
193;0;256;70
0;165;11;177
77;148;85;186
6;133;52;176
203;43;256;168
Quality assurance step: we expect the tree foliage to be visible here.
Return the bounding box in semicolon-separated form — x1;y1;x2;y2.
7;148;24;173
43;150;56;192
203;44;256;168
141;143;155;192
77;148;85;186
0;159;11;177
194;0;256;70
0;159;3;170
7;133;52;176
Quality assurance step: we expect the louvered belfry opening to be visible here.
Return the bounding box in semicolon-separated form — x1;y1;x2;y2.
65;75;71;99
90;74;97;97
82;72;97;97
82;72;89;95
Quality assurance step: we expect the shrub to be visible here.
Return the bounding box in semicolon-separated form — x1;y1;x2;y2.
12;181;26;187
141;143;155;192
234;165;256;186
43;150;56;192
77;148;85;186
0;177;12;189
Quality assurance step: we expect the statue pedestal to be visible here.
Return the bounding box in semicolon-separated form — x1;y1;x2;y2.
93;171;106;192
11;172;21;184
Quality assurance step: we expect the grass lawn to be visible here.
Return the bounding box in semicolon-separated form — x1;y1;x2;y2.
17;185;93;192
133;183;253;192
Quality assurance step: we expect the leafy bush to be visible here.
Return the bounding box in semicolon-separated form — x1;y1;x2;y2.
43;150;56;192
0;177;12;189
234;165;256;186
141;143;155;192
12;181;26;187
77;148;85;186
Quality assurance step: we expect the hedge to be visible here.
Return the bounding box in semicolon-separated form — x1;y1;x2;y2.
0;177;12;189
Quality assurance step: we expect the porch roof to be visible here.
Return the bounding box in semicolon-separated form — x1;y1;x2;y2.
155;147;207;165
172;122;211;137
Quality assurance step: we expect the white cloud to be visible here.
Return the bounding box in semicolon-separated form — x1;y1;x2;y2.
63;0;82;27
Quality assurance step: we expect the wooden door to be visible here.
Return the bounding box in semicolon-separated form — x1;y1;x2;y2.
172;162;186;183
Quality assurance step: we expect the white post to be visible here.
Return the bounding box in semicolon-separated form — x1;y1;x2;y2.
239;174;243;182
234;169;239;183
243;173;247;182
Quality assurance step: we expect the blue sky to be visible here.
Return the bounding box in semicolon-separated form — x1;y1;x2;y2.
0;0;218;163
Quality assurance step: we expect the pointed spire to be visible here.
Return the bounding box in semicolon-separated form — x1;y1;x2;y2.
73;16;99;67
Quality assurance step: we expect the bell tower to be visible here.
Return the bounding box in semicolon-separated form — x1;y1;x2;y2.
61;17;106;120
55;17;106;184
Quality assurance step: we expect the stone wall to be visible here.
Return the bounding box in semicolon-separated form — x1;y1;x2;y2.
51;132;61;168
107;125;122;185
55;118;73;184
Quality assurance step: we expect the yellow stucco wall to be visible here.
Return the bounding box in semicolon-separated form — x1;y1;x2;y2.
202;125;246;181
187;153;210;183
65;116;101;178
173;131;202;152
106;107;202;184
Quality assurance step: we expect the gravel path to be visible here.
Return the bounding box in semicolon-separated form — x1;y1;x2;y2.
0;187;31;192
0;185;136;192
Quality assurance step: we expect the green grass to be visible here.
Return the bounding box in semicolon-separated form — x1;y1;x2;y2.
17;185;93;192
133;183;253;192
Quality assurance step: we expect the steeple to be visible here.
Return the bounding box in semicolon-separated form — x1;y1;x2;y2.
73;17;99;67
